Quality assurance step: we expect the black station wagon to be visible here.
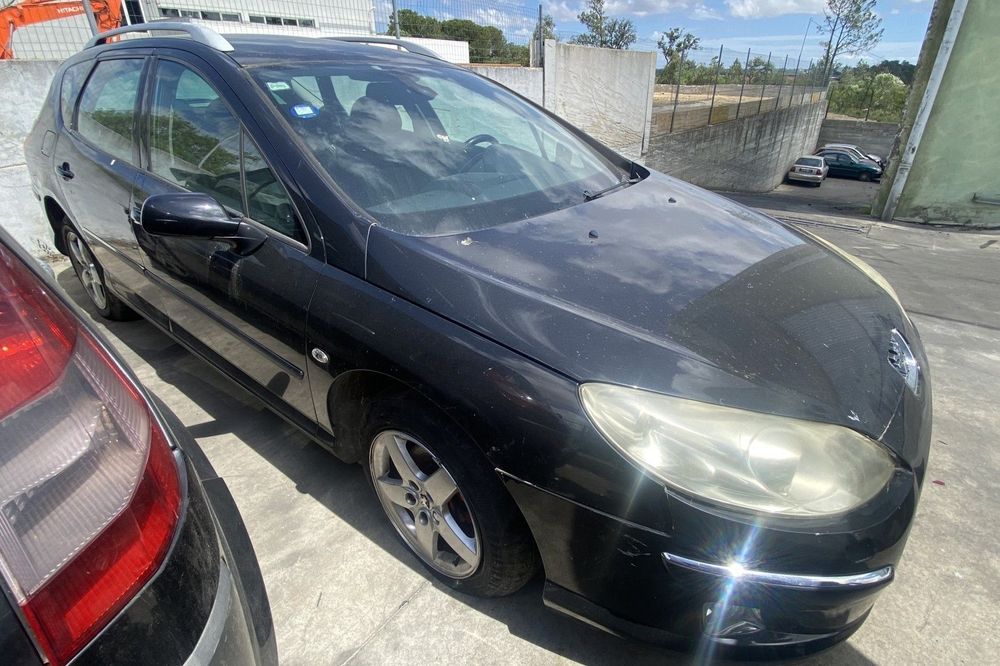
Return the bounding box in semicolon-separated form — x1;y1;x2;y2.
24;22;931;656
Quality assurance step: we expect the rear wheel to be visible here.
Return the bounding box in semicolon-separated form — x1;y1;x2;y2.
859;172;871;182
62;221;136;321
363;398;538;597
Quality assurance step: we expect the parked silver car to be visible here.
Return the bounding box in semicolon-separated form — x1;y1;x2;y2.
787;155;828;186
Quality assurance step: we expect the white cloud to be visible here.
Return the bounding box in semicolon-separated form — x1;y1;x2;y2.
725;0;825;18
606;1;693;18
548;1;583;23
692;3;724;20
890;8;900;14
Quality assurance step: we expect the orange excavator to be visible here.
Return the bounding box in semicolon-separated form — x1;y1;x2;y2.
1;0;123;59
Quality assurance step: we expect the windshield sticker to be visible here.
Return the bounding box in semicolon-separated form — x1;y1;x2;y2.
267;81;291;91
291;104;318;119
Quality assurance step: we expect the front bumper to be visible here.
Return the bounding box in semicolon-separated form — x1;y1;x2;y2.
503;469;916;657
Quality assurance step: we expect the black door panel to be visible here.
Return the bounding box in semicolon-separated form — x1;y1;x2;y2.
54;57;148;301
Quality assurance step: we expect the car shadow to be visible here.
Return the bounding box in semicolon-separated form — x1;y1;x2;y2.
56;265;877;666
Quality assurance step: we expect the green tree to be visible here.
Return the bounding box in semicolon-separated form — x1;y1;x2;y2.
656;28;699;84
818;0;883;82
876;59;916;86
570;0;637;50
746;55;774;84
532;14;556;42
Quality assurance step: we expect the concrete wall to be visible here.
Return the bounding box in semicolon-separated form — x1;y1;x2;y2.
467;65;543;106
644;99;827;193
0;61;61;256
818;119;899;160
888;0;1000;227
543;40;656;161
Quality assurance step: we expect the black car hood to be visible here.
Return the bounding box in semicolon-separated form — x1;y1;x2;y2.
366;173;909;440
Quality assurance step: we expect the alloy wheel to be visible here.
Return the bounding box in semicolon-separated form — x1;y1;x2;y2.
66;230;108;310
369;430;481;579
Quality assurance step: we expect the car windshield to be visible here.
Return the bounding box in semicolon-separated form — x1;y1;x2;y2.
251;61;627;235
796;158;822;167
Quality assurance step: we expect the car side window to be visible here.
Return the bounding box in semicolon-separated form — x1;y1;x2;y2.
59;61;90;129
243;132;303;243
76;59;144;163
149;61;243;213
149;60;304;243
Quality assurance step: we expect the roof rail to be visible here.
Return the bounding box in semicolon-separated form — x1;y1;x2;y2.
84;19;234;52
326;36;441;60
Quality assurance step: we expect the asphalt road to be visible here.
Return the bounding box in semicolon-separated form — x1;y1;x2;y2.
55;210;999;665
718;177;881;219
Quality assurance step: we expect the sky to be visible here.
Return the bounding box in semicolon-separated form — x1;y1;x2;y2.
532;0;935;66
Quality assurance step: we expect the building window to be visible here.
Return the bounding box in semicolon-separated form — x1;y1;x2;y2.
221;13;240;22
159;8;179;17
248;15;264;24
265;16;282;25
282;18;298;26
200;11;221;21
300;19;315;28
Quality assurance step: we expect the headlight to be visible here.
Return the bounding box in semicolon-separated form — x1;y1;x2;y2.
580;384;895;517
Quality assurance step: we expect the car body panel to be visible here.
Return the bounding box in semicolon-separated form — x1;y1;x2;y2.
367;172;910;444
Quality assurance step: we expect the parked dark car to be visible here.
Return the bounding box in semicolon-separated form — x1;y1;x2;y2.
0;225;276;665
816;149;883;181
25;24;931;657
822;143;885;168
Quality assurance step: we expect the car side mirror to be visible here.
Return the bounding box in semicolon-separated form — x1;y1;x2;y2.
140;192;266;255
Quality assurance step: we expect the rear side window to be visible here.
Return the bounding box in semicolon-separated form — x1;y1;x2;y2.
796;158;822;167
77;59;144;163
59;62;89;128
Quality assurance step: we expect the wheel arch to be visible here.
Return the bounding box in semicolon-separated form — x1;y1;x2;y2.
326;369;473;466
43;196;71;255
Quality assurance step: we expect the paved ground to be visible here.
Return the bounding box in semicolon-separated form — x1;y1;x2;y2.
718;177;881;219
52;206;1000;665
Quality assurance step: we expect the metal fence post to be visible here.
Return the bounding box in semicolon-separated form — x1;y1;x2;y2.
864;74;876;121
535;3;543;67
774;54;788;111
736;48;751;118
82;0;99;35
669;52;685;133
788;57;800;108
757;51;772;115
390;0;401;39
707;44;724;125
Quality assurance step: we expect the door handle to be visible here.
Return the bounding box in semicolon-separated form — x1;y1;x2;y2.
56;162;74;180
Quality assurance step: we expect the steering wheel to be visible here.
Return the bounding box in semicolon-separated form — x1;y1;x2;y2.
464;133;499;148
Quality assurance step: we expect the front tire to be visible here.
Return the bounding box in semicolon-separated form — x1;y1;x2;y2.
859;172;871;182
62;220;136;321
363;397;538;597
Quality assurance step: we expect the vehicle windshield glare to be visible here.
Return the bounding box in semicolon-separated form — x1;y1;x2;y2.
251;61;628;236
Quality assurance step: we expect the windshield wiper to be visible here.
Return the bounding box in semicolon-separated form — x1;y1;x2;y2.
583;175;640;201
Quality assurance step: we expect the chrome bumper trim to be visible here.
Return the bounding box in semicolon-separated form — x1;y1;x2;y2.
662;552;893;590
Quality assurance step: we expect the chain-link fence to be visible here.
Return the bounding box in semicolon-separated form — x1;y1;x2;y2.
1;0;543;62
641;43;827;134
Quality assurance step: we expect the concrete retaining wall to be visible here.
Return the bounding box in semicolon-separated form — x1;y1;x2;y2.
645;99;827;192
0;60;61;256
467;65;543;106
543;40;655;161
818;118;899;159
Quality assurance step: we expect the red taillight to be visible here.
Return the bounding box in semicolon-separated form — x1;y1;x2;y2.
0;245;180;665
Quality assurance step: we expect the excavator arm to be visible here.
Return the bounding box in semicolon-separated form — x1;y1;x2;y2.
2;0;123;59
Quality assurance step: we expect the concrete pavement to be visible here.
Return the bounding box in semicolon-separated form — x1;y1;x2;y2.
53;211;1000;665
